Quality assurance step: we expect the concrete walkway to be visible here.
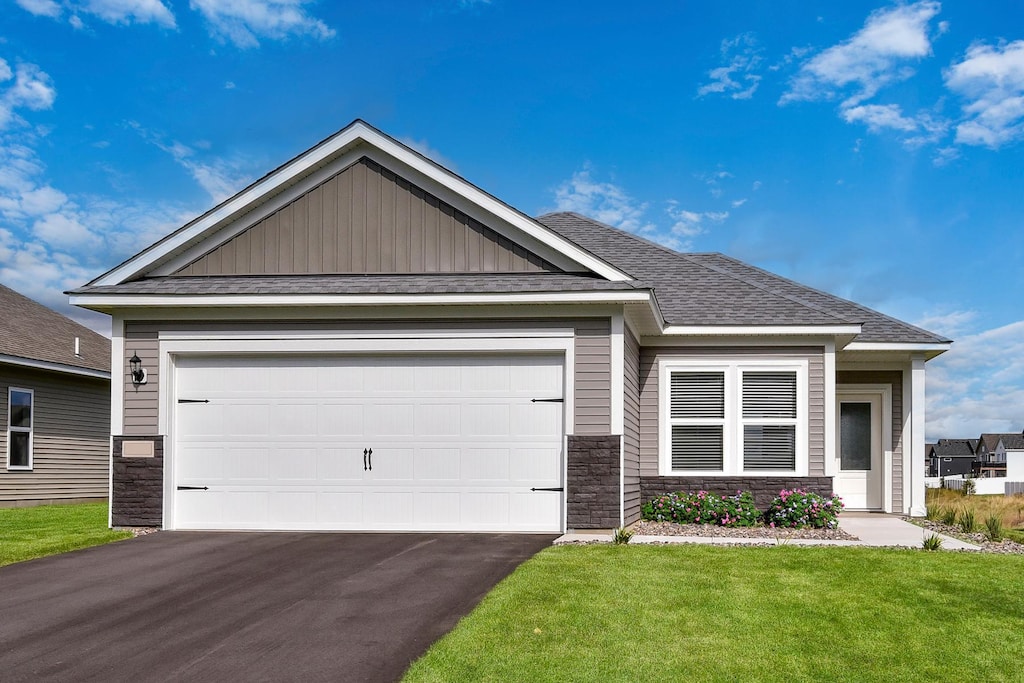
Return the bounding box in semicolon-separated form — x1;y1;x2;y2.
555;514;981;550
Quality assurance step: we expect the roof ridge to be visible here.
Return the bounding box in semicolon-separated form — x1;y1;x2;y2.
704;253;951;344
539;212;855;326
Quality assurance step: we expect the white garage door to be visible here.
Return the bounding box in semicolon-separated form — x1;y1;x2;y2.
172;354;565;532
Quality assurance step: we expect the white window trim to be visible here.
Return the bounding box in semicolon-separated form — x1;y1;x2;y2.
7;387;34;471
658;359;808;477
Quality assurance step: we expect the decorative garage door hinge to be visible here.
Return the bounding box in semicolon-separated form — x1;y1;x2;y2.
176;486;208;491
177;399;210;404
530;487;564;492
531;398;564;403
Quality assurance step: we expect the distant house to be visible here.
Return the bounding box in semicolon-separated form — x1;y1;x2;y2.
1;284;111;507
929;439;976;478
974;433;1021;477
990;432;1024;481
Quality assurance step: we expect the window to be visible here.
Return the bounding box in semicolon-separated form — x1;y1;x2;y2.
7;388;33;470
661;361;807;475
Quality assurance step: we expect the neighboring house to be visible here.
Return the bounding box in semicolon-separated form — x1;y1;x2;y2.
929;438;977;478
1;284;111;507
69;120;950;531
999;432;1024;481
984;432;1024;479
925;443;936;477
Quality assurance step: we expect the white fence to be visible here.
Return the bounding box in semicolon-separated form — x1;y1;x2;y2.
942;475;1024;496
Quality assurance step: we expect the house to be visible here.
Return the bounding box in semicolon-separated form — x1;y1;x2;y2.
1;284;111;507
928;438;977;478
981;432;1024;479
68;120;950;531
925;442;936;477
1002;433;1024;481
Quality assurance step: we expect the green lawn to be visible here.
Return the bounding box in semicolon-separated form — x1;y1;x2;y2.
404;545;1024;682
0;502;132;567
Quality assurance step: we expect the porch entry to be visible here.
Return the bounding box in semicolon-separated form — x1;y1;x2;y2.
834;387;888;511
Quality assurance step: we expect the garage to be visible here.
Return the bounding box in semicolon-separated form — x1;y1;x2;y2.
170;353;566;532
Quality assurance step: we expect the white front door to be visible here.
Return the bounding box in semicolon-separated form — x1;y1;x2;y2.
834;392;884;510
171;354;565;532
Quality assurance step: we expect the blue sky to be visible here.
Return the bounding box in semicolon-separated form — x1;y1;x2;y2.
1;0;1022;440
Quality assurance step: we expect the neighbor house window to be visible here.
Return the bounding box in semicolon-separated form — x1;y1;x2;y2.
660;361;807;476
7;388;33;470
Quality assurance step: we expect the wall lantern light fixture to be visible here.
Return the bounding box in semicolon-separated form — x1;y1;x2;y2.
129;352;148;385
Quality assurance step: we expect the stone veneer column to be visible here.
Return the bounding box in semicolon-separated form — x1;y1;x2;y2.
566;435;621;529
111;436;164;527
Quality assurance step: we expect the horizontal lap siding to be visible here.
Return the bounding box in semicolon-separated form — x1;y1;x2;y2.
623;326;641;524
123;318;612;436
175;158;558;276
0;366;109;503
639;346;826;478
838;370;904;512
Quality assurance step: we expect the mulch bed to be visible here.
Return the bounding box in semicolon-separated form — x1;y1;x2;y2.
632;520;858;541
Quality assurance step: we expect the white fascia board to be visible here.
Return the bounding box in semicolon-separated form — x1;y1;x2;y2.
843;342;951;354
70;290;651;310
0;353;111;380
93;121;631;286
661;325;862;337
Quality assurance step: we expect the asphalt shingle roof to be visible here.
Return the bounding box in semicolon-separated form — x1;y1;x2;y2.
932;439;977;457
979;433;1024;451
0;284;110;373
537;212;950;344
71;273;639;296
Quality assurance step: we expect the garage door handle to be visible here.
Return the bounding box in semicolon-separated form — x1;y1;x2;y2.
530;487;564;492
363;448;368;471
367;448;372;471
177;486;208;491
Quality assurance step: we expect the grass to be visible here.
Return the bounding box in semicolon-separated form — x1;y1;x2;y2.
403;545;1024;682
928;487;1024;528
0;503;132;568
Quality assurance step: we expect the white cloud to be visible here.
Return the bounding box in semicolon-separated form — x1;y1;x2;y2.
782;1;941;107
81;0;175;27
190;0;335;48
697;34;763;100
14;0;61;17
128;121;254;203
945;40;1024;148
666;202;729;249
398;137;457;172
552;168;656;236
932;145;960;166
32;212;100;249
924;318;1024;440
731;198;747;208
0;62;57;129
841;103;948;146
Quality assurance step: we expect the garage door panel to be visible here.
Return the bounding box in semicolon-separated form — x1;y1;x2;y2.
174;353;564;532
318;403;363;436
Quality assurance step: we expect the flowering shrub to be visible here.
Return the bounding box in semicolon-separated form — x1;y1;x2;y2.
764;489;844;529
641;490;760;527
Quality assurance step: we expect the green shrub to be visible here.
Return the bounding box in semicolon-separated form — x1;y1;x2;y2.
764;489;844;529
612;526;633;545
922;533;944;551
941;507;958;527
962;479;976;496
641;490;760;527
958;509;977;534
984;516;1003;542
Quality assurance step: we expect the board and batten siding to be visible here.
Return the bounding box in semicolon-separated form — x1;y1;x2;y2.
0;365;109;505
174;158;560;277
622;325;642;524
122;318;611;437
837;370;904;512
638;346;826;477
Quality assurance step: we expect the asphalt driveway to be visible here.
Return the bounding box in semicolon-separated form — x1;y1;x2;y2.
0;532;555;682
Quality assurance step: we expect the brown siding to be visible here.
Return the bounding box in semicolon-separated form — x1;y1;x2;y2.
174;158;561;276
573;319;611;435
623;326;641;524
838;370;904;512
122;318;612;437
0;365;109;505
639;346;826;477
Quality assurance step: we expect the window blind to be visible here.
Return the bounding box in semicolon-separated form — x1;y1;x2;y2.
670;372;725;419
671;425;724;470
742;372;797;418
743;425;796;470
